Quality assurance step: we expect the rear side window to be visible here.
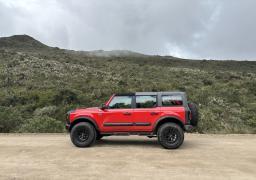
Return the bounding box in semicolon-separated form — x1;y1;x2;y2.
136;95;157;108
109;96;132;109
162;95;183;106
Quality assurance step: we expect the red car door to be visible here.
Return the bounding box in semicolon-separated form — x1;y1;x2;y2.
132;95;161;132
101;95;134;132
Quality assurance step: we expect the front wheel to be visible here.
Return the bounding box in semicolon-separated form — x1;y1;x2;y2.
157;123;184;149
70;122;96;147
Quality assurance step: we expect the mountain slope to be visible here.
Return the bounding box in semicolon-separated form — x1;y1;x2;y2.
0;35;256;133
0;35;49;49
0;35;147;57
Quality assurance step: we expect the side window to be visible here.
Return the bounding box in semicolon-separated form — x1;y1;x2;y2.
136;95;157;108
162;95;183;106
108;96;132;109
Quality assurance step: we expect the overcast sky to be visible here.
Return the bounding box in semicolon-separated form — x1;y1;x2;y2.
0;0;255;60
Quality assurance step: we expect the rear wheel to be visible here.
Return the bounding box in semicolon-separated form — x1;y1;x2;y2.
157;123;184;149
70;122;96;147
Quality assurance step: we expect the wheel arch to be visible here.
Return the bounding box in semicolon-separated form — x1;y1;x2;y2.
69;117;99;133
153;116;184;134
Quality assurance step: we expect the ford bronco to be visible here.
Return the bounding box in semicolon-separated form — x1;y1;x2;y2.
66;92;198;149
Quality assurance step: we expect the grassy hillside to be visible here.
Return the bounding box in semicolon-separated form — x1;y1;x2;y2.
0;35;256;133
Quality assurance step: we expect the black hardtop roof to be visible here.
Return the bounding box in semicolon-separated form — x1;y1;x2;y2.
115;92;186;96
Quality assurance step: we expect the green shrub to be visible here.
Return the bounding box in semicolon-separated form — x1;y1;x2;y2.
0;106;23;132
33;106;57;117
246;117;256;131
52;89;79;105
17;116;64;133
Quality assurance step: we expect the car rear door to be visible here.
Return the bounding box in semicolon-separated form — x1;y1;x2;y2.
132;95;161;132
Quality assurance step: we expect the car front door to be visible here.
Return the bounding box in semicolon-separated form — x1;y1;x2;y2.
101;95;134;132
132;95;161;132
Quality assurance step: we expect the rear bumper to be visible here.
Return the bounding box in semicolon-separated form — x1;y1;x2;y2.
184;125;194;132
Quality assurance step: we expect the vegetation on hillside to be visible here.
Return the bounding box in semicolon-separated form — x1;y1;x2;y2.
0;35;256;133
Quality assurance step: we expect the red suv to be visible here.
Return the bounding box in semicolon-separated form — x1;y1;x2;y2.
66;92;198;149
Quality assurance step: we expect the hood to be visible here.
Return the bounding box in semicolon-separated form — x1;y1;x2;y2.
74;107;100;113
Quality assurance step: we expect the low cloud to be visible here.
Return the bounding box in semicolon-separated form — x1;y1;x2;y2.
0;0;255;60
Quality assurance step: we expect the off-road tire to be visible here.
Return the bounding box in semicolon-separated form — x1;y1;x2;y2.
70;122;96;147
188;102;198;126
157;123;184;149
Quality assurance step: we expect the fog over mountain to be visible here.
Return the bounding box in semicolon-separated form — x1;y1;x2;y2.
0;0;256;60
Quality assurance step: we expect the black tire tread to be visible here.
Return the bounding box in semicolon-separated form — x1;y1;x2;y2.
70;122;96;147
188;102;198;126
157;122;184;149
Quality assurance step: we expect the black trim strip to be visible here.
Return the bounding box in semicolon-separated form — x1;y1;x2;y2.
104;122;151;127
134;122;151;126
104;123;133;126
115;93;135;96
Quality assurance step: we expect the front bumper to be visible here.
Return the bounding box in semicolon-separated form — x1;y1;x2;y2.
65;122;70;131
66;109;76;131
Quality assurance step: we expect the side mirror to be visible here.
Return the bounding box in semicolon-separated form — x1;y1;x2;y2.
100;103;108;110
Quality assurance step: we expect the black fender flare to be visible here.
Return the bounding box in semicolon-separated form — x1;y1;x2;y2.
153;115;184;133
71;116;99;131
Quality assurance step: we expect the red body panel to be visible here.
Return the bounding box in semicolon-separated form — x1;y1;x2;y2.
100;108;134;132
131;107;161;131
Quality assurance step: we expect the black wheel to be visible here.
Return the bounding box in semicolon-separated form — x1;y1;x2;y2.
157;123;184;149
70;122;96;147
96;134;103;140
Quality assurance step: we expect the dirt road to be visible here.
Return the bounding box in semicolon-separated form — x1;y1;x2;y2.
0;134;255;180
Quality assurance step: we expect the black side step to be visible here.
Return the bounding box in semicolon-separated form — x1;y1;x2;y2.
101;132;154;136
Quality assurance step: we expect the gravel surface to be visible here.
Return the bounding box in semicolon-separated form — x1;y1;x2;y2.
0;134;255;180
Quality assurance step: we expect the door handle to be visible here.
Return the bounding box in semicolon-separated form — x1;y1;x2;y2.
150;112;159;115
123;112;132;115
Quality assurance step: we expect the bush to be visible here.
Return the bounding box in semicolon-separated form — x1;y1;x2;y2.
52;89;79;105
17;116;64;133
0;106;23;132
245;117;256;132
33;106;57;117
